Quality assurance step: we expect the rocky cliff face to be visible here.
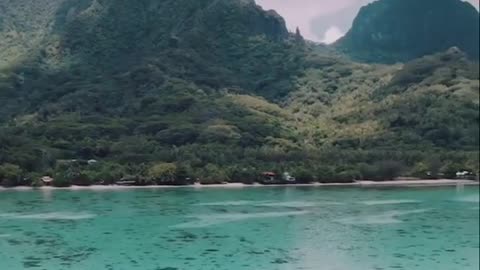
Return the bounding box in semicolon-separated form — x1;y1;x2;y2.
335;0;479;63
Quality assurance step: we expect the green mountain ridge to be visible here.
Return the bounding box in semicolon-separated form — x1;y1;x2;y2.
0;0;478;185
335;0;480;63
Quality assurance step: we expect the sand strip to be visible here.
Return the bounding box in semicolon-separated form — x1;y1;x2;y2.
0;179;477;191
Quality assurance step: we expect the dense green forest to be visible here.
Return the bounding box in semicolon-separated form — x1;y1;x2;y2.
335;0;479;63
0;0;478;186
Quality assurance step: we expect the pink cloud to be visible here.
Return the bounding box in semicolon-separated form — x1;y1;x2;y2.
256;0;358;40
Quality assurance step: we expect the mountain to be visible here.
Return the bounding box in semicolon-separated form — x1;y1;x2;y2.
0;0;309;184
335;0;480;63
0;0;304;100
0;0;478;186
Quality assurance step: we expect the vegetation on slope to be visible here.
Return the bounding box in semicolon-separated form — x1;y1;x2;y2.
335;0;480;63
0;0;478;186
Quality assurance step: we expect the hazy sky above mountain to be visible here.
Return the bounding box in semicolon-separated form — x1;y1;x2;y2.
256;0;480;43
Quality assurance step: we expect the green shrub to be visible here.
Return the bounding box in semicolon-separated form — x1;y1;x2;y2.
0;163;23;187
228;167;258;184
315;166;337;183
292;168;315;184
31;178;44;187
148;162;178;184
52;177;72;187
335;170;360;183
71;171;93;186
411;162;430;178
147;163;192;185
441;162;463;179
95;164;125;185
199;164;229;185
358;161;404;181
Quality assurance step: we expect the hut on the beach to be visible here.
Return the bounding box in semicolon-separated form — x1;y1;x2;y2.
41;176;54;186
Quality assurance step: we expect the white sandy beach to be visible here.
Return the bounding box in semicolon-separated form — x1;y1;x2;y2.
0;179;478;191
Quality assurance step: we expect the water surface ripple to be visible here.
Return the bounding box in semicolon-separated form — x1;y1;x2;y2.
0;186;478;270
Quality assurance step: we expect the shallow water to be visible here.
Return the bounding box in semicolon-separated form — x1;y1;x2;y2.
0;186;478;270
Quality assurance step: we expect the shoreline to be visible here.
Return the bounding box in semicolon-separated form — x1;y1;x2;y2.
0;179;478;191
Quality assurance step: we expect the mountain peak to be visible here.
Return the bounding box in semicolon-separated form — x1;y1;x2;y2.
0;0;291;69
335;0;480;63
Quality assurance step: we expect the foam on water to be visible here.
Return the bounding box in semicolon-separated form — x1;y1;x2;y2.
197;200;267;206
0;186;478;270
359;199;421;206
0;212;96;220
337;214;401;225
258;201;318;207
337;209;430;225
455;194;480;203
259;201;343;208
197;200;342;208
172;210;309;228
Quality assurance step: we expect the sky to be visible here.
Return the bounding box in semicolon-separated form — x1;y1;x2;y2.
256;0;480;44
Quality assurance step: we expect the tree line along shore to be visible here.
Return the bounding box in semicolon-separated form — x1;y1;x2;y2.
0;154;478;188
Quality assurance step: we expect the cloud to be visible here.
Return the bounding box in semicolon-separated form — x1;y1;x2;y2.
467;0;479;9
321;26;345;44
256;0;358;41
311;0;370;43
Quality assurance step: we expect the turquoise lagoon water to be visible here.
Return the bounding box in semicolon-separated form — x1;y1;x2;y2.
0;186;478;270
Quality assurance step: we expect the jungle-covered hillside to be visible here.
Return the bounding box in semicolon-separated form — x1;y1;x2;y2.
0;0;478;186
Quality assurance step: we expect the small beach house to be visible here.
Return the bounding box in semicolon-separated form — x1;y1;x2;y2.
261;172;277;183
41;176;54;186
